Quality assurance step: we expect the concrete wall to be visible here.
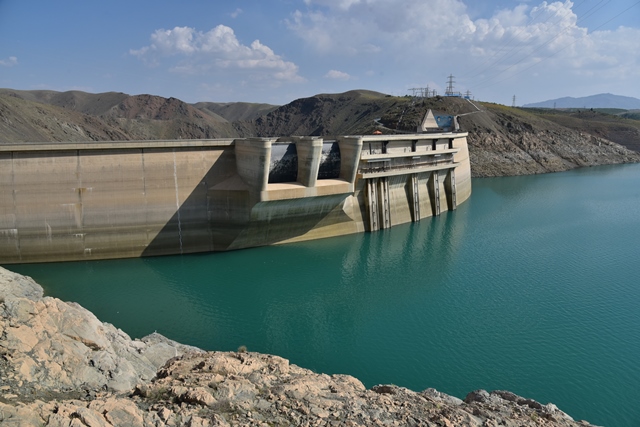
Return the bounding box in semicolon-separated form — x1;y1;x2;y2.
0;133;471;264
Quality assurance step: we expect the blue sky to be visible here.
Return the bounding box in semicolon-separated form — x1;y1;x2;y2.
1;0;638;106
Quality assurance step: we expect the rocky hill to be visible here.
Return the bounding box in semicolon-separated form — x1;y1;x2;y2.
252;90;402;136
460;103;640;177
523;107;640;152
0;267;597;426
193;101;278;122
0;90;252;142
1;88;639;177
0;92;131;142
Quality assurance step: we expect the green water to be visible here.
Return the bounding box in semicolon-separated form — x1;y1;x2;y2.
7;164;640;426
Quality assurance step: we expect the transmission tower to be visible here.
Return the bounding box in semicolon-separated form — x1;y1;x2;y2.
512;95;516;107
445;74;455;96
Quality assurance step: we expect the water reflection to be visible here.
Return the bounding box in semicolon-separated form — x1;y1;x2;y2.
7;163;640;427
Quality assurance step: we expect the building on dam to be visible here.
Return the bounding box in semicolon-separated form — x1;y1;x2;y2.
0;111;471;263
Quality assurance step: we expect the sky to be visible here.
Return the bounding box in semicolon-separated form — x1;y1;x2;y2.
1;0;639;106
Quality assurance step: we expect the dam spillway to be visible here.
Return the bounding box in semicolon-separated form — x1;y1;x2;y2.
0;132;471;264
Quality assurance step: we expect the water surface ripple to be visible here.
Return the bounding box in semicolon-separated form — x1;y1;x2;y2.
8;164;640;427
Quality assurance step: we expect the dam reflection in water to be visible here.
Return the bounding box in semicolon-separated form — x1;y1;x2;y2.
8;164;640;427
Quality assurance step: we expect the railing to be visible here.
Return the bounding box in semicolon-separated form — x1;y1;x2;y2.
359;154;455;176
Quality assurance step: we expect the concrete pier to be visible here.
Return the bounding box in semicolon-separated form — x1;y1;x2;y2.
0;131;471;264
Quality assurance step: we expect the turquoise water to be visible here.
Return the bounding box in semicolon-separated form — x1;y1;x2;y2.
7;164;640;426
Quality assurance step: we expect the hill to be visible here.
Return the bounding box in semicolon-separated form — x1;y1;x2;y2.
523;108;640;152
250;90;480;137
1;88;639;177
0;91;253;142
0;93;131;142
459;103;640;176
0;88;130;116
193;101;278;122
523;93;640;109
621;110;640;121
253;90;401;136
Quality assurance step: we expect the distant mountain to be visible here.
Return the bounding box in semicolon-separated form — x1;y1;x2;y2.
523;93;640;109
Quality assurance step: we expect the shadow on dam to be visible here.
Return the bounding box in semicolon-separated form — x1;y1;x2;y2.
141;143;351;257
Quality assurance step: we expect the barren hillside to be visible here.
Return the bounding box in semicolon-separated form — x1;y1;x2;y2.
193;101;278;122
0;93;130;142
524;107;640;152
1;88;639;177
253;90;408;136
460;103;640;177
100;94;250;140
0;91;251;142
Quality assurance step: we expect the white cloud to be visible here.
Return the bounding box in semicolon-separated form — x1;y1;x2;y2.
230;8;243;18
304;0;362;10
325;69;351;80
0;56;17;67
131;25;304;82
288;0;473;53
287;0;640;101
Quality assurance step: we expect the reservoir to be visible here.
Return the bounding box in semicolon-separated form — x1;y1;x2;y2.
7;163;640;427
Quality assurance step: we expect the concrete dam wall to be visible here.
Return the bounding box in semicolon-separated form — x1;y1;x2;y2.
0;133;471;264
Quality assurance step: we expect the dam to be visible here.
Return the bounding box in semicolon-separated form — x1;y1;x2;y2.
0;128;471;264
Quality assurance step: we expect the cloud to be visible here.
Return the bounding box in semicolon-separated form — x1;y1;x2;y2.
287;0;640;98
324;69;352;80
131;25;304;82
0;56;17;67
230;8;243;18
287;0;473;53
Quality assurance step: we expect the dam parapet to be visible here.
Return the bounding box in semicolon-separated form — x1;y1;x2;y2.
0;130;471;263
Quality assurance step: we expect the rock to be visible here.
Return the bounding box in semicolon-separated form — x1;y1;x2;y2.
0;266;203;397
182;387;217;407
0;267;600;427
0;268;43;301
89;398;145;427
0;402;45;426
465;389;491;403
73;407;111;427
423;388;464;406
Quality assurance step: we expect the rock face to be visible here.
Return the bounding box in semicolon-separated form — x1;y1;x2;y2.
0;267;598;426
0;267;201;399
459;104;640;177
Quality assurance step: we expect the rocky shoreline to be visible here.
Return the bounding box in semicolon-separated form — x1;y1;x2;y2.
0;267;597;426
